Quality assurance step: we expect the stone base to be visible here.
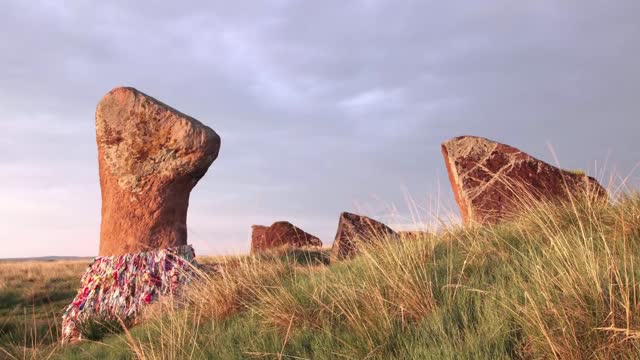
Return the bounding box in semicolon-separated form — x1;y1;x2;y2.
61;245;197;343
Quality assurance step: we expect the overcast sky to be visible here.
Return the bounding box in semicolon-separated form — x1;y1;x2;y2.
1;1;639;258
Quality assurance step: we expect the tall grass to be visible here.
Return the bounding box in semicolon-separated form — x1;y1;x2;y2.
4;188;640;359
0;261;87;360
83;187;637;359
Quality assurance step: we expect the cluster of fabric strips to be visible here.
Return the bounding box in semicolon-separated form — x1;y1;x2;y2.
61;245;197;343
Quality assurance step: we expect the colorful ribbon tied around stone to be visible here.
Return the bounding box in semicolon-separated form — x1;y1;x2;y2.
61;244;197;343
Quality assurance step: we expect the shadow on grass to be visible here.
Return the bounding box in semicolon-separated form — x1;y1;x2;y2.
76;316;131;341
0;292;21;311
256;248;331;266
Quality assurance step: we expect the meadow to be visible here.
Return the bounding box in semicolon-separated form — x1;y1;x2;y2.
1;189;640;359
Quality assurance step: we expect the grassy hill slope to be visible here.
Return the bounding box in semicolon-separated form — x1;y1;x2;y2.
2;192;640;359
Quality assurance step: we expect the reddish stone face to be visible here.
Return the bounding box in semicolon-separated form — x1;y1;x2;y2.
250;222;322;254
96;87;220;256
250;225;269;254
331;212;397;260
441;135;607;225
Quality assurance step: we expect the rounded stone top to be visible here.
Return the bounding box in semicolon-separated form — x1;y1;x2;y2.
96;86;221;194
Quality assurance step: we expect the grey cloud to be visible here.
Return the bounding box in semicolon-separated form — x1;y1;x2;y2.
1;0;639;257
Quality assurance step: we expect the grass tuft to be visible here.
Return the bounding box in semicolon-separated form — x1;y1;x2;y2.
2;188;640;359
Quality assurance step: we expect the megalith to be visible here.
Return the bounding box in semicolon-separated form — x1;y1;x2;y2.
331;212;397;260
96;87;220;256
441;135;606;224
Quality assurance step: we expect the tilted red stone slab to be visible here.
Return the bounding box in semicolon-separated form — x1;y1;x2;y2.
331;212;397;260
441;135;607;224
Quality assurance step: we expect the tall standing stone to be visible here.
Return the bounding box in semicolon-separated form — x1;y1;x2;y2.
441;135;606;224
96;87;220;256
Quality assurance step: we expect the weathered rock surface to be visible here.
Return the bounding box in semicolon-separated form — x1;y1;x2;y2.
250;225;269;254
331;212;398;260
441;135;607;224
96;87;220;256
251;222;322;254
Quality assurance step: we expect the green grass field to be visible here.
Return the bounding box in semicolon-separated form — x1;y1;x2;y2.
2;191;640;359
